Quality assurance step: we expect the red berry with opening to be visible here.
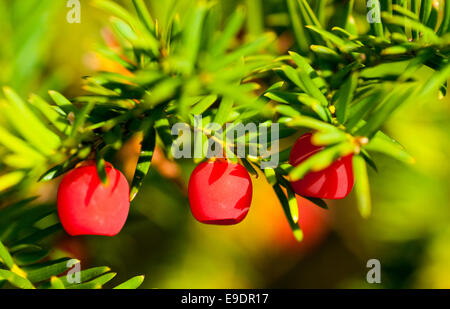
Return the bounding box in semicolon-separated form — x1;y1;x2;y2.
188;159;253;225
57;162;130;236
289;132;354;199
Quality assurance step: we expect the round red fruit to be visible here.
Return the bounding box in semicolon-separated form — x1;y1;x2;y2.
289;132;354;199
188;159;253;225
57;162;130;236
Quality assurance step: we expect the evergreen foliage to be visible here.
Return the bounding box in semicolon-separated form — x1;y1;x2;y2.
0;0;449;288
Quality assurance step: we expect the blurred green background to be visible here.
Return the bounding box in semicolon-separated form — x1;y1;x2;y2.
1;0;449;288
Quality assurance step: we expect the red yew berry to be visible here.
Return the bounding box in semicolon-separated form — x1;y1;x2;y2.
289;132;354;199
57;161;130;236
188;159;253;225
